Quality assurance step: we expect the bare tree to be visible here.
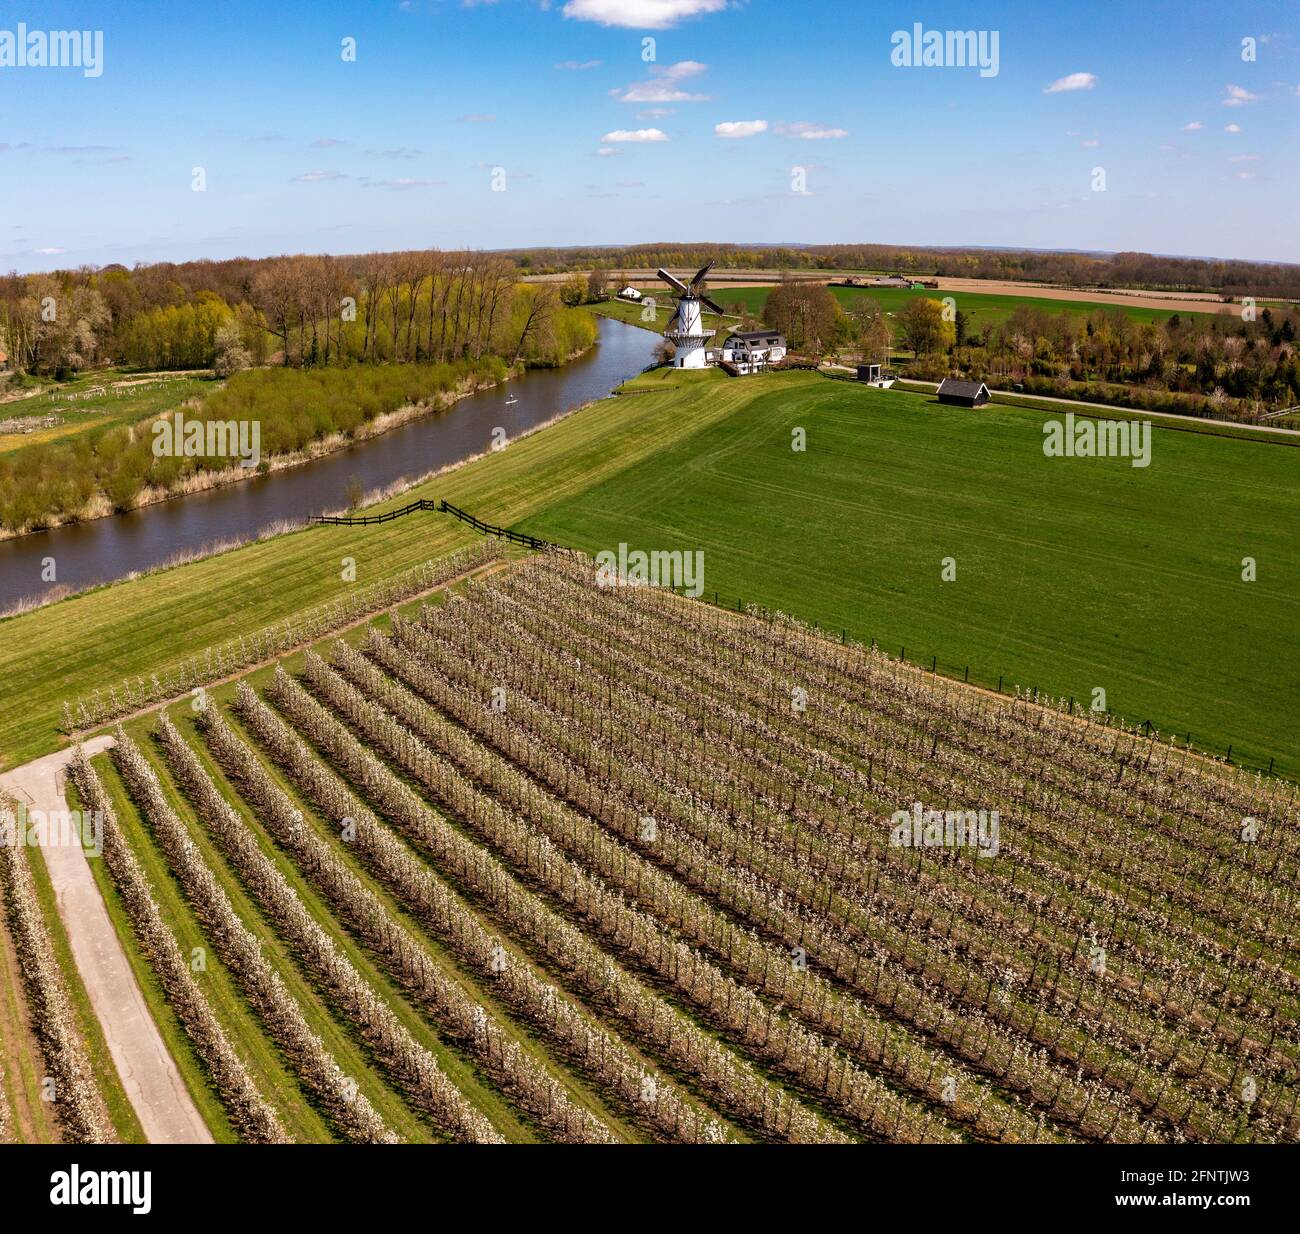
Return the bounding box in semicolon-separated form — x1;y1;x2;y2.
511;285;558;367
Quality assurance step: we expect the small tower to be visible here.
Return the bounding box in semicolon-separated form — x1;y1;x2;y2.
657;262;725;369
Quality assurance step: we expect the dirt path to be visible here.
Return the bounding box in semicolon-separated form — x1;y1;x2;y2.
0;739;212;1143
902;378;1300;438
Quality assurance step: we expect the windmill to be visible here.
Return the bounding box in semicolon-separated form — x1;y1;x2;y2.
656;261;725;369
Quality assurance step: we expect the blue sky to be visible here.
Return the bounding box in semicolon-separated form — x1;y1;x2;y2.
3;0;1299;271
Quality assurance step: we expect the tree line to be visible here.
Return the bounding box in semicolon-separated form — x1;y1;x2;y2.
504;243;1300;300
734;279;1300;415
0;250;594;378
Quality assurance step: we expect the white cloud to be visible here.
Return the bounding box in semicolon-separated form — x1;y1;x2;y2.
1081;138;1100;147
457;113;497;123
1237;170;1258;180
1229;154;1259;162
562;0;727;30
637;107;674;119
35;246;65;255
312;137;345;147
1223;83;1259;106
777;121;848;140
1044;72;1097;94
600;128;669;142
596;146;619;156
362;178;442;190
1224;123;1242;133
715;120;767;138
555;59;601;70
1181;121;1203;131
614;60;710;103
292;170;346;182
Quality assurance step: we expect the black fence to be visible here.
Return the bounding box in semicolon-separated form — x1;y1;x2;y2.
439;501;570;552
313;496;570;553
312;498;439;526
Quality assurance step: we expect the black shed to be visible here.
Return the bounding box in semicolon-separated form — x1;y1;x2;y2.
935;378;991;407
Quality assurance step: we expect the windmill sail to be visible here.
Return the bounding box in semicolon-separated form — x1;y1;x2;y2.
655;265;716;370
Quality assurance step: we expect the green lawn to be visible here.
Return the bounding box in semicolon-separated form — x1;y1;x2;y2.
518;372;1300;778
714;284;1220;339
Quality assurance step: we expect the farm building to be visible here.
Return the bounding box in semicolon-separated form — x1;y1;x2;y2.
869;275;939;290
617;286;643;301
856;363;895;388
936;378;991;407
720;330;787;375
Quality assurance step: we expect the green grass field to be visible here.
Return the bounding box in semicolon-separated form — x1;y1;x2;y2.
714;284;1220;339
518;370;1300;777
0;372;212;456
2;363;1296;782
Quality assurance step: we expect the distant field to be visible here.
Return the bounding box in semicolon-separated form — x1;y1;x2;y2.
0;372;212;456
520;370;1300;777
714;285;1217;340
587;297;733;339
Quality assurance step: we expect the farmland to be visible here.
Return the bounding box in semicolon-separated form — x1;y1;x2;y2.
520;370;1300;778
3;367;1297;782
34;552;1298;1142
2;359;1298;1150
714;284;1220;340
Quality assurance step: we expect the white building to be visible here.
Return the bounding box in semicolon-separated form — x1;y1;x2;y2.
617;286;643;301
719;330;787;374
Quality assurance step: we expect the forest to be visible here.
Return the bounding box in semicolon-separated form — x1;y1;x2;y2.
0;251;595;378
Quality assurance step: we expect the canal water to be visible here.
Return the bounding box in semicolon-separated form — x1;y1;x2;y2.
0;317;657;613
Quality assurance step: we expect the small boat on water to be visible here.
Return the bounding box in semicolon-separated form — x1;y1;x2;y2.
505;394;519;405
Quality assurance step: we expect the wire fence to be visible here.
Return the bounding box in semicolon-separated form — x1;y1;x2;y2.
670;584;1290;784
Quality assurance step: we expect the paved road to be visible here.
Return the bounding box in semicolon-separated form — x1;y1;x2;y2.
0;739;212;1143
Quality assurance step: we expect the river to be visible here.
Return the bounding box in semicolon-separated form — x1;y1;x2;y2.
0;317;657;613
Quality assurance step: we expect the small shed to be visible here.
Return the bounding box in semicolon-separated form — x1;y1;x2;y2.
936;378;991;408
617;286;643;301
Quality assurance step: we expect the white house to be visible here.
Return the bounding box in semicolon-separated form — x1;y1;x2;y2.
720;330;787;374
617;286;643;302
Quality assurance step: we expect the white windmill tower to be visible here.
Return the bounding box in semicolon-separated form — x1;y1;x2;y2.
657;261;725;369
